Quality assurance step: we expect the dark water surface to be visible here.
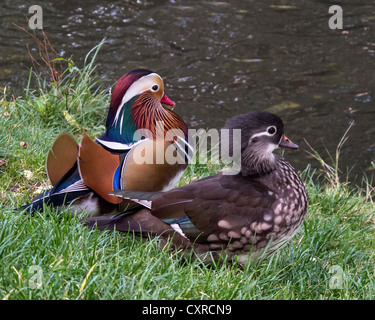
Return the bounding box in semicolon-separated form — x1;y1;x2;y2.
1;0;375;184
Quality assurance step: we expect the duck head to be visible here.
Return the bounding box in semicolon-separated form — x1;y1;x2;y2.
223;111;298;176
97;69;188;150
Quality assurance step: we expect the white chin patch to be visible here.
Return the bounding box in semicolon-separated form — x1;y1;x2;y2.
266;143;279;153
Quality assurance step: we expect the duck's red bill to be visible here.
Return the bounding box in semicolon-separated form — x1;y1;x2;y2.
161;94;175;106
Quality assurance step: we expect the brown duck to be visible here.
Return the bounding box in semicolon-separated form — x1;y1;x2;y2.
84;111;308;263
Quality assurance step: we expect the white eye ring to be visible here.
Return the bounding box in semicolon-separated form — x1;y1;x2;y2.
151;84;159;91
267;126;277;135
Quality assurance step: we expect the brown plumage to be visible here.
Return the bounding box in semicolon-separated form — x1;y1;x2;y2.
131;91;188;140
84;111;309;263
21;69;190;216
46;133;79;186
78;133;122;204
120;139;187;192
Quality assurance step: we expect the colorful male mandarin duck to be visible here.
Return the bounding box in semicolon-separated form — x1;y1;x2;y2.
21;69;191;216
84;111;308;263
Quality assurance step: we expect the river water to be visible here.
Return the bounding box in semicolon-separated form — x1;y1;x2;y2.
1;0;375;185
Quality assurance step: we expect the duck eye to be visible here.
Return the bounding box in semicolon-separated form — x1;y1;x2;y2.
152;85;159;91
267;126;276;135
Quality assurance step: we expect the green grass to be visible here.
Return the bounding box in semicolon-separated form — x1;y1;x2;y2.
1;47;374;300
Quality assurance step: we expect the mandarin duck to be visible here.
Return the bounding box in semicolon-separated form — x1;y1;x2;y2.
84;111;308;263
21;69;191;216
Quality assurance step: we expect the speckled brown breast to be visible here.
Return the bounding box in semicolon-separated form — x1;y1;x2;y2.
198;156;308;262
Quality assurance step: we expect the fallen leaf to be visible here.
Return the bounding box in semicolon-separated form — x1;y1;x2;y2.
267;101;300;113
270;5;297;9
64;111;81;131
23;170;33;180
355;92;368;97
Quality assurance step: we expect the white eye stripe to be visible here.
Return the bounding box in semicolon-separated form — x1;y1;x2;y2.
113;73;162;127
249;125;277;141
247;127;279;147
250;130;275;139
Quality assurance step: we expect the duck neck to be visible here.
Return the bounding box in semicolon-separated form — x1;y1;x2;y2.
104;95;139;144
240;150;278;176
131;92;188;141
99;93;189;151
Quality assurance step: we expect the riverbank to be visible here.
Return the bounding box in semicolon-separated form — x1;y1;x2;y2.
0;55;374;299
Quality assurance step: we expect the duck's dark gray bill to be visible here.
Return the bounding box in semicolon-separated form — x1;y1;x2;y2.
279;135;299;149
